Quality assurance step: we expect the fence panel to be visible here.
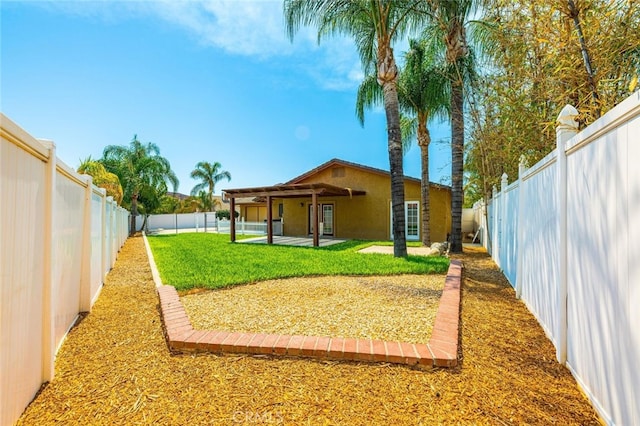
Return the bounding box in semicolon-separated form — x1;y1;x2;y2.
0;125;47;426
90;190;104;303
52;166;85;350
518;153;559;344
565;106;640;425
104;201;113;272
483;92;640;425
499;181;519;285
177;212;205;230
1;114;129;426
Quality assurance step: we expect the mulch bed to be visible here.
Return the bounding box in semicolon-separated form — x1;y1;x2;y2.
181;274;444;344
17;236;601;425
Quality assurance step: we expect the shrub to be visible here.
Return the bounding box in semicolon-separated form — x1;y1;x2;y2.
216;209;239;220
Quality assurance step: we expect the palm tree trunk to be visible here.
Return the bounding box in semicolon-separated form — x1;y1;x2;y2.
418;116;431;246
379;47;407;258
130;193;138;237
450;81;464;253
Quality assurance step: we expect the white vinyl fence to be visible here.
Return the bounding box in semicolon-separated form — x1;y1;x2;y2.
1;114;129;426
141;213;283;236
480;92;640;426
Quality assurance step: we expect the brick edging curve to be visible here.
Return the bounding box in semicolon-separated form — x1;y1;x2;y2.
146;235;462;368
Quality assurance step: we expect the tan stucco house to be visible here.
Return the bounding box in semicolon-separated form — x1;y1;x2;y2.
223;158;451;245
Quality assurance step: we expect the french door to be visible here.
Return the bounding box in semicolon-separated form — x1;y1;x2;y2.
390;201;420;241
308;203;334;236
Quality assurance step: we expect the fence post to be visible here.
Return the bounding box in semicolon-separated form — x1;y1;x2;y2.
498;174;508;268
491;185;498;257
515;156;527;299
39;139;56;382
556;104;579;364
79;175;93;312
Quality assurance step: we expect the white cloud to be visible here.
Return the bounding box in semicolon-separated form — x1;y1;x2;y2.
150;1;363;90
150;0;305;57
24;0;365;91
301;37;364;91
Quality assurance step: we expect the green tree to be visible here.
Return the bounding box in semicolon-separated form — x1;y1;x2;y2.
157;194;181;214
285;0;429;257
356;39;449;246
466;0;639;200
77;156;124;204
190;161;231;212
101;135;179;236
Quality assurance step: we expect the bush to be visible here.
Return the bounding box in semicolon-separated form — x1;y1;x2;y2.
215;209;239;220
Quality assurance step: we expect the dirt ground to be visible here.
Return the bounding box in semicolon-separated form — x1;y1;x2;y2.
17;236;601;425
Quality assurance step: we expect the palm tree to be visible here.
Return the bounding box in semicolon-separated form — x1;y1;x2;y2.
101;135;179;236
190;161;231;212
284;0;428;257
423;0;487;253
357;39;449;246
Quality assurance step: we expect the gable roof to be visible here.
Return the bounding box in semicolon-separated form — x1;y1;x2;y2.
286;158;450;190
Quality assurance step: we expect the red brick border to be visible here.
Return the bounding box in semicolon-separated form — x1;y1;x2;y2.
157;260;462;369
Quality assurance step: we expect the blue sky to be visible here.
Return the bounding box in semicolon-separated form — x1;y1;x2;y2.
1;0;451;195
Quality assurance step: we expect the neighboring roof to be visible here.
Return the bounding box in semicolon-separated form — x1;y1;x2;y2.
232;196;265;205
286;158;451;191
166;191;190;200
167;192;229;204
224;183;366;199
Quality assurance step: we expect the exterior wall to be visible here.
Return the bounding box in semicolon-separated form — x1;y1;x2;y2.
281;164;451;241
1;114;129;426
239;203;281;223
429;186;452;242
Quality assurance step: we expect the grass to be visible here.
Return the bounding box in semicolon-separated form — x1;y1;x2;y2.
147;233;449;291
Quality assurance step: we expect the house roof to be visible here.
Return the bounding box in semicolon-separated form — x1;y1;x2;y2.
286;158;451;191
224;182;366;199
223;158;450;201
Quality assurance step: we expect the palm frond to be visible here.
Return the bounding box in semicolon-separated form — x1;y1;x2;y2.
355;73;383;125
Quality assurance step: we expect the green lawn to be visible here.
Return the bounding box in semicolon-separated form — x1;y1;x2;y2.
146;233;449;291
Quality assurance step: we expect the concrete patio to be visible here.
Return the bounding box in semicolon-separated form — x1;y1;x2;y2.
237;235;347;247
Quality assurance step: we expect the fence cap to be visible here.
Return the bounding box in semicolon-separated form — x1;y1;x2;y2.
556;104;579;130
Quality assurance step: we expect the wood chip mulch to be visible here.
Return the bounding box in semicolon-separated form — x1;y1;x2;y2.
181;274;444;344
17;237;601;425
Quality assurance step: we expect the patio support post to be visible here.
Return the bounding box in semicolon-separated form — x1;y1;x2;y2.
266;195;273;244
312;192;319;247
230;196;236;242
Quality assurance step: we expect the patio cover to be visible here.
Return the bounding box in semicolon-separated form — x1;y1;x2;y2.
223;183;365;246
